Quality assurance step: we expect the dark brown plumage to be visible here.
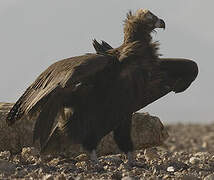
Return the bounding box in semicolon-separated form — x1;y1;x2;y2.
6;9;198;166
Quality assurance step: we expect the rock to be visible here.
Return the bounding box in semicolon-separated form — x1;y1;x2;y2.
75;154;88;161
156;160;189;172
202;142;208;148
0;102;169;156
56;173;66;180
111;172;122;180
43;174;54;180
181;175;200;180
144;148;159;161
204;174;214;180
167;166;175;172
189;157;200;164
14;169;28;178
0;159;16;174
0;102;34;154
194;152;209;158
21;147;39;158
122;176;136;180
0;151;10;160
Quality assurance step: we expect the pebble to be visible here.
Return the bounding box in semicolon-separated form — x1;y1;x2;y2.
204;174;214;180
0;159;16;174
180;174;200;180
194;152;209;157
167;166;175;172
43;174;54;180
0;151;10;160
75;154;88;161
189;157;200;164
48;158;60;166
121;176;136;180
56;173;66;180
21;147;39;158
14;169;28;178
111;172;122;180
144;148;159;161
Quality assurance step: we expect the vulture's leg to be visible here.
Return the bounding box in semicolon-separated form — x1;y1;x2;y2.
90;149;100;164
113;114;137;167
82;135;103;168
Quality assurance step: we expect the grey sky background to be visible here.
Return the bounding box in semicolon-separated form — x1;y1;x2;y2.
0;0;212;123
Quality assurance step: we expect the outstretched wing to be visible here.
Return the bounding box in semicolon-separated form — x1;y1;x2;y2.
92;39;198;111
131;58;198;112
6;53;118;147
160;58;198;93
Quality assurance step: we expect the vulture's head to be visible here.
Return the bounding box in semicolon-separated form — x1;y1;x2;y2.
124;9;165;43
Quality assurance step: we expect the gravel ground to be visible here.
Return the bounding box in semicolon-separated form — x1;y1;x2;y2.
1;123;214;179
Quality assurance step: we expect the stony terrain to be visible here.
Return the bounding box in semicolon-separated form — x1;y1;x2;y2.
1;102;214;179
0;123;214;179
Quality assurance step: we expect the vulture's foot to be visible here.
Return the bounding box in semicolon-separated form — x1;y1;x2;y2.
90;150;105;172
126;152;147;169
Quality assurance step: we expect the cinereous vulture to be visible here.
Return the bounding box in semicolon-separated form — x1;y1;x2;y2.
6;9;198;166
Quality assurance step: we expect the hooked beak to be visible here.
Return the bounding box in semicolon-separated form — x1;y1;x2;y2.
155;19;166;29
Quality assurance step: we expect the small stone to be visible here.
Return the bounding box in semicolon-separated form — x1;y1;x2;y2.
0;159;16;174
56;173;66;180
144;148;159;161
111;172;122;180
75;154;88;161
167;166;175;172
174;172;182;177
189;157;200;164
21;147;39;158
102;155;123;165
75;176;84;180
75;161;87;168
43;174;54;180
48;158;60;166
194;152;209;157
0;151;11;160
204;174;214;180
14;169;28;178
202;142;208;148
163;175;170;179
169;145;176;152
122;176;135;180
180;175;200;180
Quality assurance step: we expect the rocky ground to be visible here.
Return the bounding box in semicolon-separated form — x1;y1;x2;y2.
0;123;214;179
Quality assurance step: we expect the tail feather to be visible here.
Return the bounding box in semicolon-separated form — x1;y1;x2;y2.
40;107;74;154
40;124;62;154
40;108;74;154
33;95;62;148
92;39;113;54
101;40;113;51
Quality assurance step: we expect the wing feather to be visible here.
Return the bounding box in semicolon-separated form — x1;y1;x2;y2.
6;54;117;124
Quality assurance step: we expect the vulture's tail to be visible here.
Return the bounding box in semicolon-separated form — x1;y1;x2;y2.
40;108;74;154
32;94;62;148
92;39;113;54
40;123;63;155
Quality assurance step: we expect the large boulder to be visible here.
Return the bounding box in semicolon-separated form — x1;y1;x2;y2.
0;102;169;156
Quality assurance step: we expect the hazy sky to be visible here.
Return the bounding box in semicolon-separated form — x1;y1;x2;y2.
0;0;212;123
